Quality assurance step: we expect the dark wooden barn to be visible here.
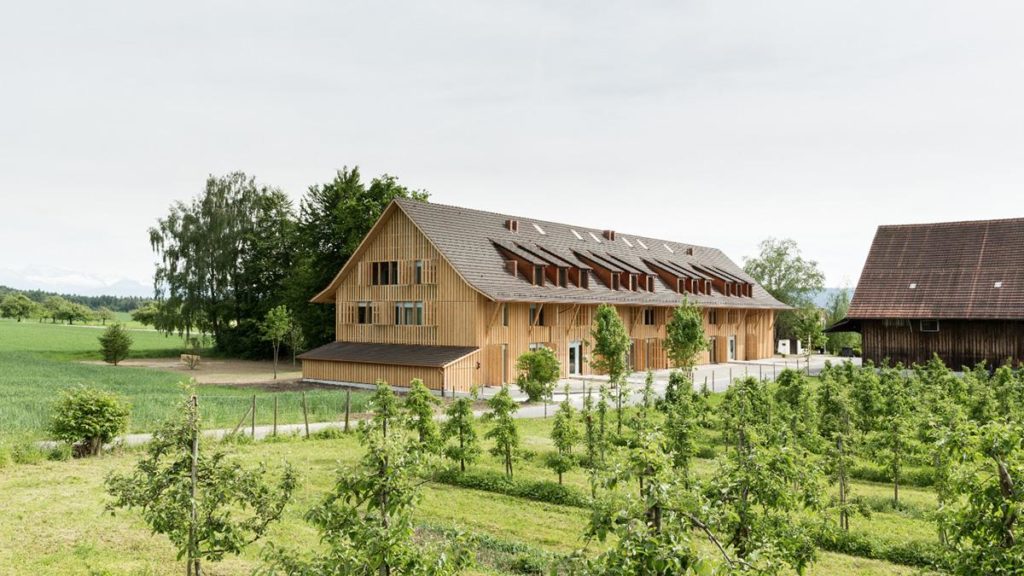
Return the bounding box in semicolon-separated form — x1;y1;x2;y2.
830;217;1024;369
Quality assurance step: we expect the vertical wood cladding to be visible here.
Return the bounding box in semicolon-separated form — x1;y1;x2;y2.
305;207;778;391
861;319;1024;369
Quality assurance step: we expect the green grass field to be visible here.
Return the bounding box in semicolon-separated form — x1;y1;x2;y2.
0;319;370;440
0;419;926;576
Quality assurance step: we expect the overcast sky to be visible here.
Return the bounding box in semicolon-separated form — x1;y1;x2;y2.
2;1;1023;295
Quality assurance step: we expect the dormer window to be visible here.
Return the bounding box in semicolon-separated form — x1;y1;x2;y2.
580;272;590;289
558;268;568;287
629;274;638;291
610;275;620;290
533;265;545;286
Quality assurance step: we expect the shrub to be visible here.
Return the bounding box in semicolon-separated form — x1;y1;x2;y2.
515;348;560;403
810;523;946;569
696;445;717;459
10;442;45;465
98;323;133;366
311;426;347;440
47;443;73;462
49;386;130;456
850;463;935;487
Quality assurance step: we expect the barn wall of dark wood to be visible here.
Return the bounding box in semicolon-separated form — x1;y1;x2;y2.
861;319;1024;369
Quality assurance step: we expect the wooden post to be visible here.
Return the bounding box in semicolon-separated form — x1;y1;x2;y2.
302;391;310;439
712;370;715;392
344;389;351;433
729;367;733;384
773;363;777;380
273;396;278;437
188;395;199;576
759;365;763;380
251;395;256;438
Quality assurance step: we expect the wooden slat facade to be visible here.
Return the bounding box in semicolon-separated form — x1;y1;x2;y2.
303;207;777;391
861;319;1024;369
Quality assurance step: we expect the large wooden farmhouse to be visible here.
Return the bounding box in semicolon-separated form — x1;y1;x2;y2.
832;217;1024;368
299;199;787;393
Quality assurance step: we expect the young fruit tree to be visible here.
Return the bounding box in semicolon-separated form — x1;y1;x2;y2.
404;378;441;452
441;394;481;472
484;385;520;479
98;323;133;366
515;346;561;408
260;305;293;379
50;386;130;456
873;366;915;505
548;386;580;484
590;304;631;435
663;298;708;389
816;367;858;531
260;384;472;576
106;395;295;576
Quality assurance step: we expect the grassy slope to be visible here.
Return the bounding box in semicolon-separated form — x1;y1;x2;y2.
0;419;923;576
0;319;369;440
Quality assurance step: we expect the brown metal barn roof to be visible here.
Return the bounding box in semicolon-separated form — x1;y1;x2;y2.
848;217;1024;320
298;341;478;367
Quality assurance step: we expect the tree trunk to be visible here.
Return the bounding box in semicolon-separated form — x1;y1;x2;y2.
189;396;199;576
272;343;279;379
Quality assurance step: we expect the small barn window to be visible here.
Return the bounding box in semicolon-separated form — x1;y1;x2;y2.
414;260;424;284
908;283;917;289
357;301;372;324
995;281;1003;288
502;303;509;327
920;320;939;333
708;309;718;325
530;304;545;326
643;308;655;325
371;261;399;285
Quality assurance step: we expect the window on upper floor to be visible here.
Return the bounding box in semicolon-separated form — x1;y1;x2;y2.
708;309;718;325
558;268;568;288
533;265;545;286
394;301;424;326
371;261;399;285
920;320;940;333
502;303;509;327
414;260;424;284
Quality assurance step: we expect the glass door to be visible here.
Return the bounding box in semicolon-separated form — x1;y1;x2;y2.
568;341;582;375
728;336;737;361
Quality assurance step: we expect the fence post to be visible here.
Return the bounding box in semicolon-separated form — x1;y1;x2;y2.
251;395;256;438
712;370;716;392
273;396;278;437
759;365;763;380
773;364;777;380
344;389;351;433
302;391;310;439
729;368;733;384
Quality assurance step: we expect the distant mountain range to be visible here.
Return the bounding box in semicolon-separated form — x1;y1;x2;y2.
811;287;853;308
0;267;153;298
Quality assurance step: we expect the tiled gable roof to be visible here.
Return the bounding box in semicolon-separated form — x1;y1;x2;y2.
848;217;1024;320
395;199;787;309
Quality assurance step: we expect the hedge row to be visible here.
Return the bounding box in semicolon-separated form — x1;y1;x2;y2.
431;468;590;508
418;521;562;574
849;464;935;488
811;524;948;569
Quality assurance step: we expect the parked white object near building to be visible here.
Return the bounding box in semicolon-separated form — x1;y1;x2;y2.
777;340;790;355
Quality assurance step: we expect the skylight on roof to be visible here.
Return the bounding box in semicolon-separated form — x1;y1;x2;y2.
588;231;602;243
995;281;1003;288
570;229;583;240
909;283;917;289
636;239;648;250
622;237;633;248
663;243;675;254
532;223;546;235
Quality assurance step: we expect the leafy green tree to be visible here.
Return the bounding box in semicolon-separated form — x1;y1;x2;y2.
130;301;161;327
596;384;610;464
107;395;295;576
743;238;826;339
663;389;697;475
941;422;1024;574
817;367;859;531
590;304;631;435
441;394;480;472
260;385;470;576
484;385;520;478
404;378;441;452
98;323;133;366
0;293;35;322
96;306;115;325
663;298;708;387
150;172;295;351
515;347;561;404
774;369;817;446
43;295;69;323
50;386;130;456
285;167;429;348
62;302;93;325
823;287;860;354
367;380;402;437
548;386;580;484
793;304;826;356
849;362;883;437
260;305;293;379
873;366;915;505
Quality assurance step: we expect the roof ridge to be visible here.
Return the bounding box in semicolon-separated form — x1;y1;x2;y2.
396;197;720;252
878;216;1024;229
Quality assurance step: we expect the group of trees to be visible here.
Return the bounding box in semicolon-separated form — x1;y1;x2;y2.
0;291;109;325
0;285;144;313
144;168;428;358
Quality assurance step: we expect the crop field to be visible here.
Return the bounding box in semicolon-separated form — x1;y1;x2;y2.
0;319;370;441
0;416;924;576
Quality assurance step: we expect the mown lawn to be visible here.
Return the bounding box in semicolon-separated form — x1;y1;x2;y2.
0;319;370;440
0;416;929;576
